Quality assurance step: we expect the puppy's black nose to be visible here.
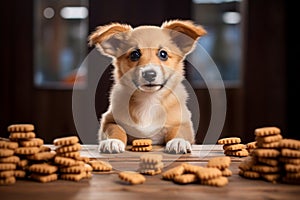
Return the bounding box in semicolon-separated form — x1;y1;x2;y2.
142;70;157;82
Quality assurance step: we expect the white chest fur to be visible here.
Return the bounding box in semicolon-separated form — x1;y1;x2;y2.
111;88;166;140
109;82;190;144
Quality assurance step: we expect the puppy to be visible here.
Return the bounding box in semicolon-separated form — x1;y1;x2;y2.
89;20;206;154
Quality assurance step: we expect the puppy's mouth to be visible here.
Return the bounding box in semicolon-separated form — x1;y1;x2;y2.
138;84;163;92
132;75;170;93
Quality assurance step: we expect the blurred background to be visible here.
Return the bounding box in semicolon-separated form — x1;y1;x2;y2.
0;0;297;144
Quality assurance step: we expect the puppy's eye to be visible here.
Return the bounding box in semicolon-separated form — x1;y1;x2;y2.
158;50;168;61
130;49;141;61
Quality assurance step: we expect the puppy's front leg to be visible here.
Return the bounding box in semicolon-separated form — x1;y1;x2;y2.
164;123;194;154
98;111;127;153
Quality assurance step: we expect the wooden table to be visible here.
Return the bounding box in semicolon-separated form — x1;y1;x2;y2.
1;145;300;200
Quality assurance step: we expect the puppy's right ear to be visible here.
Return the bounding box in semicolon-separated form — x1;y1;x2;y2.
88;23;132;57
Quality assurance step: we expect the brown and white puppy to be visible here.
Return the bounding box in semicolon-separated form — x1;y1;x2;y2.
89;20;206;154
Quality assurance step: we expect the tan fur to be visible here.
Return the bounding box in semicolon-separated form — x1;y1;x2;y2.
89;20;206;152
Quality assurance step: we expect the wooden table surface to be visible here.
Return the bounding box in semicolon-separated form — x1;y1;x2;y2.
1;145;300;200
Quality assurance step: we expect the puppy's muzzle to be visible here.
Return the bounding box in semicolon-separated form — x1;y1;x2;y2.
134;65;165;93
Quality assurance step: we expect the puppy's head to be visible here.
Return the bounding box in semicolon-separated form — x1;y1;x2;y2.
89;20;206;93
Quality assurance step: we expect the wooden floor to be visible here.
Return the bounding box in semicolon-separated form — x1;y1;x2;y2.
1;145;300;200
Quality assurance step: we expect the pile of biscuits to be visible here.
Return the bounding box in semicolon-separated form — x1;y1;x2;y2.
29;163;58;183
54;136;112;178
118;155;232;187
53;136;93;181
0;139;19;185
280;139;300;184
131;139;152;152
0;124;113;185
162;156;231;186
1;124;55;184
238;126;300;184
217;137;249;157
138;154;163;175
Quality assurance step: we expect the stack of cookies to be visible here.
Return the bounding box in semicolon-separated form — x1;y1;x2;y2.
218;137;249;157
8;124;41;157
26;148;57;183
239;127;283;183
279;138;300;184
238;126;300;184
131;139;152;152
58;160;93;181
54;136;81;158
255;127;282;149
2;124;115;184
8;124;53;161
9;124;55;183
53;136;92;181
7;124;58;183
0;124;57;184
161;156;231;187
138;154;163;175
28;163;58;183
0;139;18;185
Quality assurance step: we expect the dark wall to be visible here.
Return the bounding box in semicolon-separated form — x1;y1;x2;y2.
286;2;300;139
0;0;35;137
88;0;191;29
242;0;289;139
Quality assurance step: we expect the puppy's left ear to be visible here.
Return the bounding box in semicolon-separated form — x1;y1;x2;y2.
161;20;206;55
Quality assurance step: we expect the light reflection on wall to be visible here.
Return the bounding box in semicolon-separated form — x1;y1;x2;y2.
34;0;88;89
190;0;242;88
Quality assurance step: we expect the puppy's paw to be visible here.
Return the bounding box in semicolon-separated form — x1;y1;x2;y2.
165;138;192;154
98;139;125;153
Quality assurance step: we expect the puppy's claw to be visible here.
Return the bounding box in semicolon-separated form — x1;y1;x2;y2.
165;138;192;154
98;139;125;153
